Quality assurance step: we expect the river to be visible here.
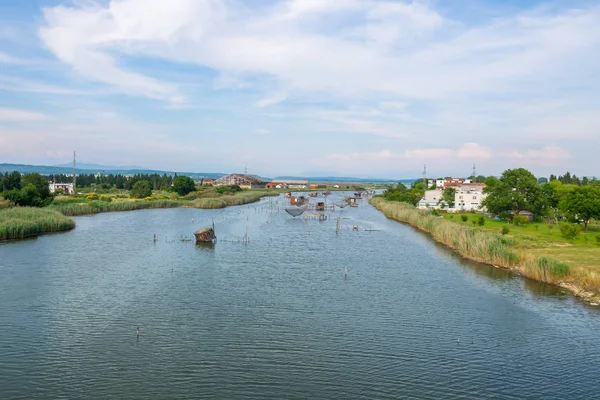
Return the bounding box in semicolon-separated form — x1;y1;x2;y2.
1;192;599;399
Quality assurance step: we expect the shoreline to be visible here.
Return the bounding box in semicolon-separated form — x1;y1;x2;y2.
369;197;599;306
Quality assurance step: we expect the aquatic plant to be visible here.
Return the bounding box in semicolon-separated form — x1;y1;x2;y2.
369;197;572;286
0;207;75;240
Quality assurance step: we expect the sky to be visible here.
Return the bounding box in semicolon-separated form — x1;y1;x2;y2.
0;0;599;179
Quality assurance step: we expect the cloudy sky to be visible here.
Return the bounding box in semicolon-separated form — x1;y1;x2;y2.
1;0;599;178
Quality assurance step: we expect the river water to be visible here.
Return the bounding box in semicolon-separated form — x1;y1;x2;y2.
1;193;599;399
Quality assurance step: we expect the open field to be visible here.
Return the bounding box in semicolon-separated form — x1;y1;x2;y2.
371;197;600;304
0;207;75;241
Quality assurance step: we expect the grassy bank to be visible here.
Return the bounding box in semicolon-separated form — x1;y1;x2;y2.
47;188;282;216
370;197;600;304
0;207;75;241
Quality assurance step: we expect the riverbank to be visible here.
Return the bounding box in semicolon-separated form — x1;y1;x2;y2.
0;207;75;241
370;197;600;305
0;189;281;241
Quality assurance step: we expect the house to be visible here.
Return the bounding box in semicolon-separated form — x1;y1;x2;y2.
453;184;486;212
417;189;446;209
213;174;266;189
49;182;74;194
202;178;215;186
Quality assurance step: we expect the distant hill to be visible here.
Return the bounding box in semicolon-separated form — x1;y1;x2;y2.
1;163;412;183
53;162;145;170
273;175;406;184
0;163;225;179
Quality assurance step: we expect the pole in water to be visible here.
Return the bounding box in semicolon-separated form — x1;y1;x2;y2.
153;234;157;242
344;267;348;278
136;326;140;337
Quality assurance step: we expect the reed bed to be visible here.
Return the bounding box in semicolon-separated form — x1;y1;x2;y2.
187;191;277;209
368;197;589;291
0;207;75;241
50;199;184;216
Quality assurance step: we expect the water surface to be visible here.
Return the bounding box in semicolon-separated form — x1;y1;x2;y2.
1;193;599;399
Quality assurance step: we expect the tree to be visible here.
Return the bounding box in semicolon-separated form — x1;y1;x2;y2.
441;187;456;209
537;177;548;184
130;180;152;198
2;173;53;207
475;175;486;183
21;174;51;199
482;168;542;217
172;175;196;196
1;171;22;192
560;185;600;231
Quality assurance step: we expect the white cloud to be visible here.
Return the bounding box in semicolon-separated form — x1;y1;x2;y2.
0;51;24;64
255;92;287;107
0;108;51;122
505;145;570;165
254;128;270;135
38;0;600;101
403;143;492;160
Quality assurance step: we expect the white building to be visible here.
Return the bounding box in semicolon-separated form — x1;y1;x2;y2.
49;182;74;194
454;184;486;211
417;189;447;209
418;184;486;212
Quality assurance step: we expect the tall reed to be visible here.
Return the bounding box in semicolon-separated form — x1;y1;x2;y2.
49;199;184;216
0;207;75;240
370;197;572;285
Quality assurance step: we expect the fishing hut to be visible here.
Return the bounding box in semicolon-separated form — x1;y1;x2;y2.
194;227;216;243
315;201;326;211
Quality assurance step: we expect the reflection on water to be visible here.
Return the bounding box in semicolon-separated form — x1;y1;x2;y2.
0;192;598;399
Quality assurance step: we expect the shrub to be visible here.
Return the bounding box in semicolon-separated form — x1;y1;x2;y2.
513;215;528;226
559;223;581;241
86;193;99;200
472;220;477;225
548;224;554;233
98;195;112;202
172;176;197;196
501;226;510;235
477;216;485;226
131;180;152;198
144;196;154;201
461;215;468;222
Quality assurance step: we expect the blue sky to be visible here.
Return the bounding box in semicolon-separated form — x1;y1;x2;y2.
1;0;599;178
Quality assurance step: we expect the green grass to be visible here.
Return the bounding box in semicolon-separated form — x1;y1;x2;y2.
49;199;184;216
371;197;600;298
444;212;599;248
0;207;75;241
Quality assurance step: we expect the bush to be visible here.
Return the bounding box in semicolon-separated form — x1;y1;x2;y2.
98;195;112;202
216;185;242;194
513;215;528;226
501;226;510;235
131;180;152;198
86;193;99;200
144;196;154;201
461;215;468;222
559;223;581;241
172;176;197;196
477;216;485;226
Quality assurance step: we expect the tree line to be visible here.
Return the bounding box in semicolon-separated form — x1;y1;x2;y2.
45;172;175;190
0;172;53;207
382;169;600;231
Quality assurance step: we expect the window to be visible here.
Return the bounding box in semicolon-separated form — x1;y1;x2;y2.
459;196;463;199
473;196;477;200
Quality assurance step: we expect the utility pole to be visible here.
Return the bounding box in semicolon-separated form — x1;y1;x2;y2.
244;165;248;175
471;163;476;181
422;164;427;190
73;151;76;194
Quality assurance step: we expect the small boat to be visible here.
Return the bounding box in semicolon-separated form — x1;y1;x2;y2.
194;227;216;242
285;206;305;217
